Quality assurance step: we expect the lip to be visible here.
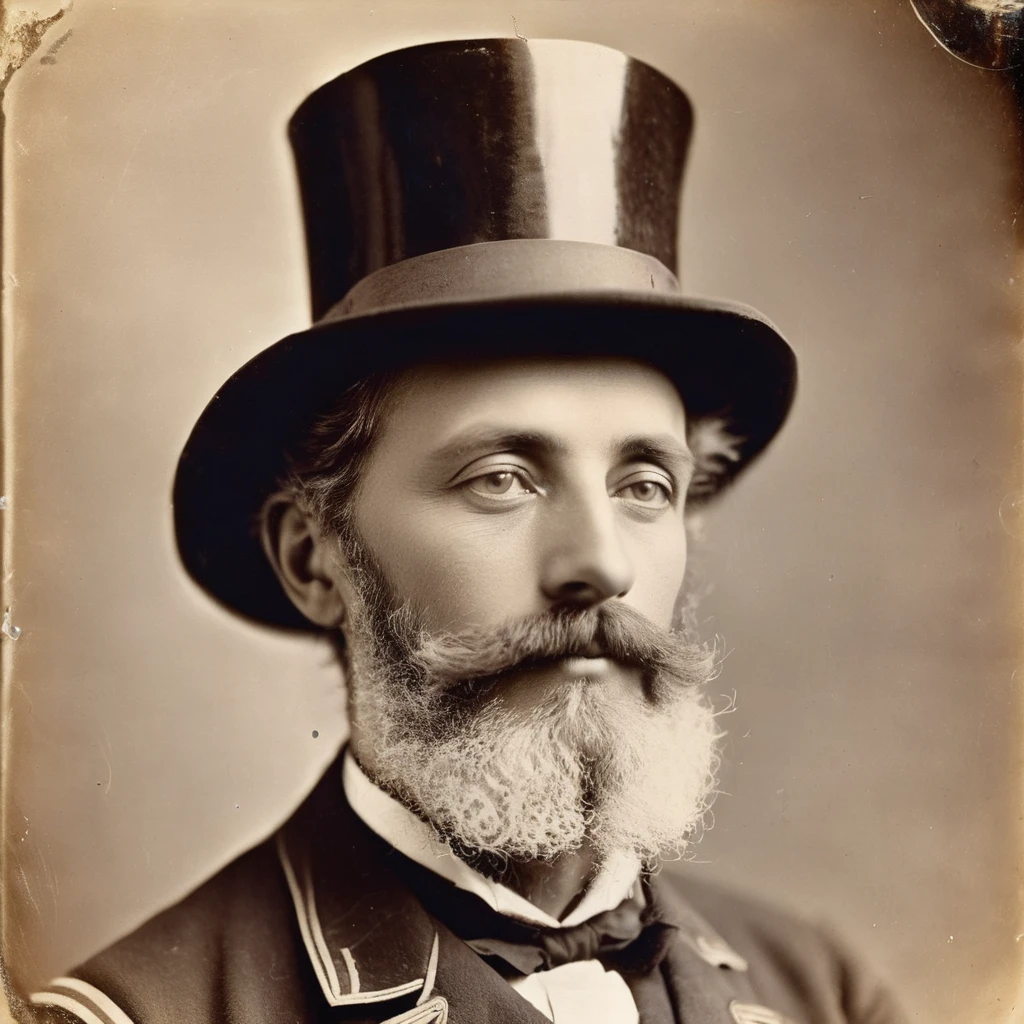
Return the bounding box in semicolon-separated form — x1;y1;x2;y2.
557;655;616;677
494;656;641;703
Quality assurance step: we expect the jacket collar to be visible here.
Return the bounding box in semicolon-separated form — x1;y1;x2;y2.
276;754;758;1022
276;758;437;1009
277;756;548;1021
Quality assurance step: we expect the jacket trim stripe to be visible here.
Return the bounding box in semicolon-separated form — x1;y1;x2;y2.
277;831;343;1001
415;933;440;1005
276;830;426;1007
30;977;136;1024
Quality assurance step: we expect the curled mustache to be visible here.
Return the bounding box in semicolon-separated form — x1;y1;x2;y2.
401;602;716;697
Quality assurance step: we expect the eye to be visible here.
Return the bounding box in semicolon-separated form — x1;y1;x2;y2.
623;480;668;503
463;469;536;500
615;474;673;508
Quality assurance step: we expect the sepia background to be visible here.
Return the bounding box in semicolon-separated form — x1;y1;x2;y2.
2;1;1022;1021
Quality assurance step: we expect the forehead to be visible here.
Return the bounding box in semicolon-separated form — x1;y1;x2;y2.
376;357;688;450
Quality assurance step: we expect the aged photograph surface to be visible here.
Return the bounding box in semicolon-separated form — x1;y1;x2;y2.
1;2;1021;1023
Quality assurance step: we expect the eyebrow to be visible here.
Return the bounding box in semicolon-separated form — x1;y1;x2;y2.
618;434;697;478
430;427;695;478
431;429;567;471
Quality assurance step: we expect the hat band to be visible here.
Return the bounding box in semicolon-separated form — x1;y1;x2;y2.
322;239;681;322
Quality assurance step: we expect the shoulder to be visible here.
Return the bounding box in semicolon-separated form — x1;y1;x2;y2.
25;838;310;1024
666;870;840;961
659;871;908;1024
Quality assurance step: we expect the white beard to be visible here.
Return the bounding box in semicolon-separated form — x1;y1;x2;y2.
349;667;721;862
339;556;723;863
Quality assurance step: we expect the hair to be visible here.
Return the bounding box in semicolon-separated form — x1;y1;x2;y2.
269;371;402;540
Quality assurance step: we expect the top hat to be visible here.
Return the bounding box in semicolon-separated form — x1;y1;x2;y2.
173;37;797;631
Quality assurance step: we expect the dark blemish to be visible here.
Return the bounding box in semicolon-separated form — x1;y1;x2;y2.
312;730;319;738
39;28;72;65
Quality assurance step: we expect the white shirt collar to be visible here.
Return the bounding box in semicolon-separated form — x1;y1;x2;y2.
342;750;642;929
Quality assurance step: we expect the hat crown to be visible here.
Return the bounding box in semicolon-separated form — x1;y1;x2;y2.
289;38;693;319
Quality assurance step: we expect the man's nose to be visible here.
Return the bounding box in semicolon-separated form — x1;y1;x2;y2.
538;490;635;606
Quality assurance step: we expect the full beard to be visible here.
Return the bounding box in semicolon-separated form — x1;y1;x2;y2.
339;532;723;866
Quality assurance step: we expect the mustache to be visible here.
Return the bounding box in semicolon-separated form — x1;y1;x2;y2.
402;602;714;693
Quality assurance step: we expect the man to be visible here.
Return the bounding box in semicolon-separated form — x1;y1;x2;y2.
25;38;904;1024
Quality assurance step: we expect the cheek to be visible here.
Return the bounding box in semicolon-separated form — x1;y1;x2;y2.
364;506;543;630
622;526;688;628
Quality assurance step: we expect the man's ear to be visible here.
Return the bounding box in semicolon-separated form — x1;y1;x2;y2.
259;498;347;628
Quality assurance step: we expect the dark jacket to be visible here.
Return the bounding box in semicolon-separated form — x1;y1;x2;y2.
25;761;906;1024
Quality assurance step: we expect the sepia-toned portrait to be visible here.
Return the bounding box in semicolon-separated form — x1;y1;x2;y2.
1;2;1021;1023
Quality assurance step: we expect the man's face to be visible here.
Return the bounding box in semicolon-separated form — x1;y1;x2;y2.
350;358;694;712
318;358;719;864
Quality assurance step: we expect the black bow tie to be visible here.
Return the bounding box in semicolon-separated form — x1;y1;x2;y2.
389;850;677;978
463;893;676;977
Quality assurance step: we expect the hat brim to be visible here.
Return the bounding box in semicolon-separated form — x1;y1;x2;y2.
173;292;796;630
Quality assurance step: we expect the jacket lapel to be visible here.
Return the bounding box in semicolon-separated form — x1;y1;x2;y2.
649;874;762;1024
276;757;551;1023
427;925;552;1024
